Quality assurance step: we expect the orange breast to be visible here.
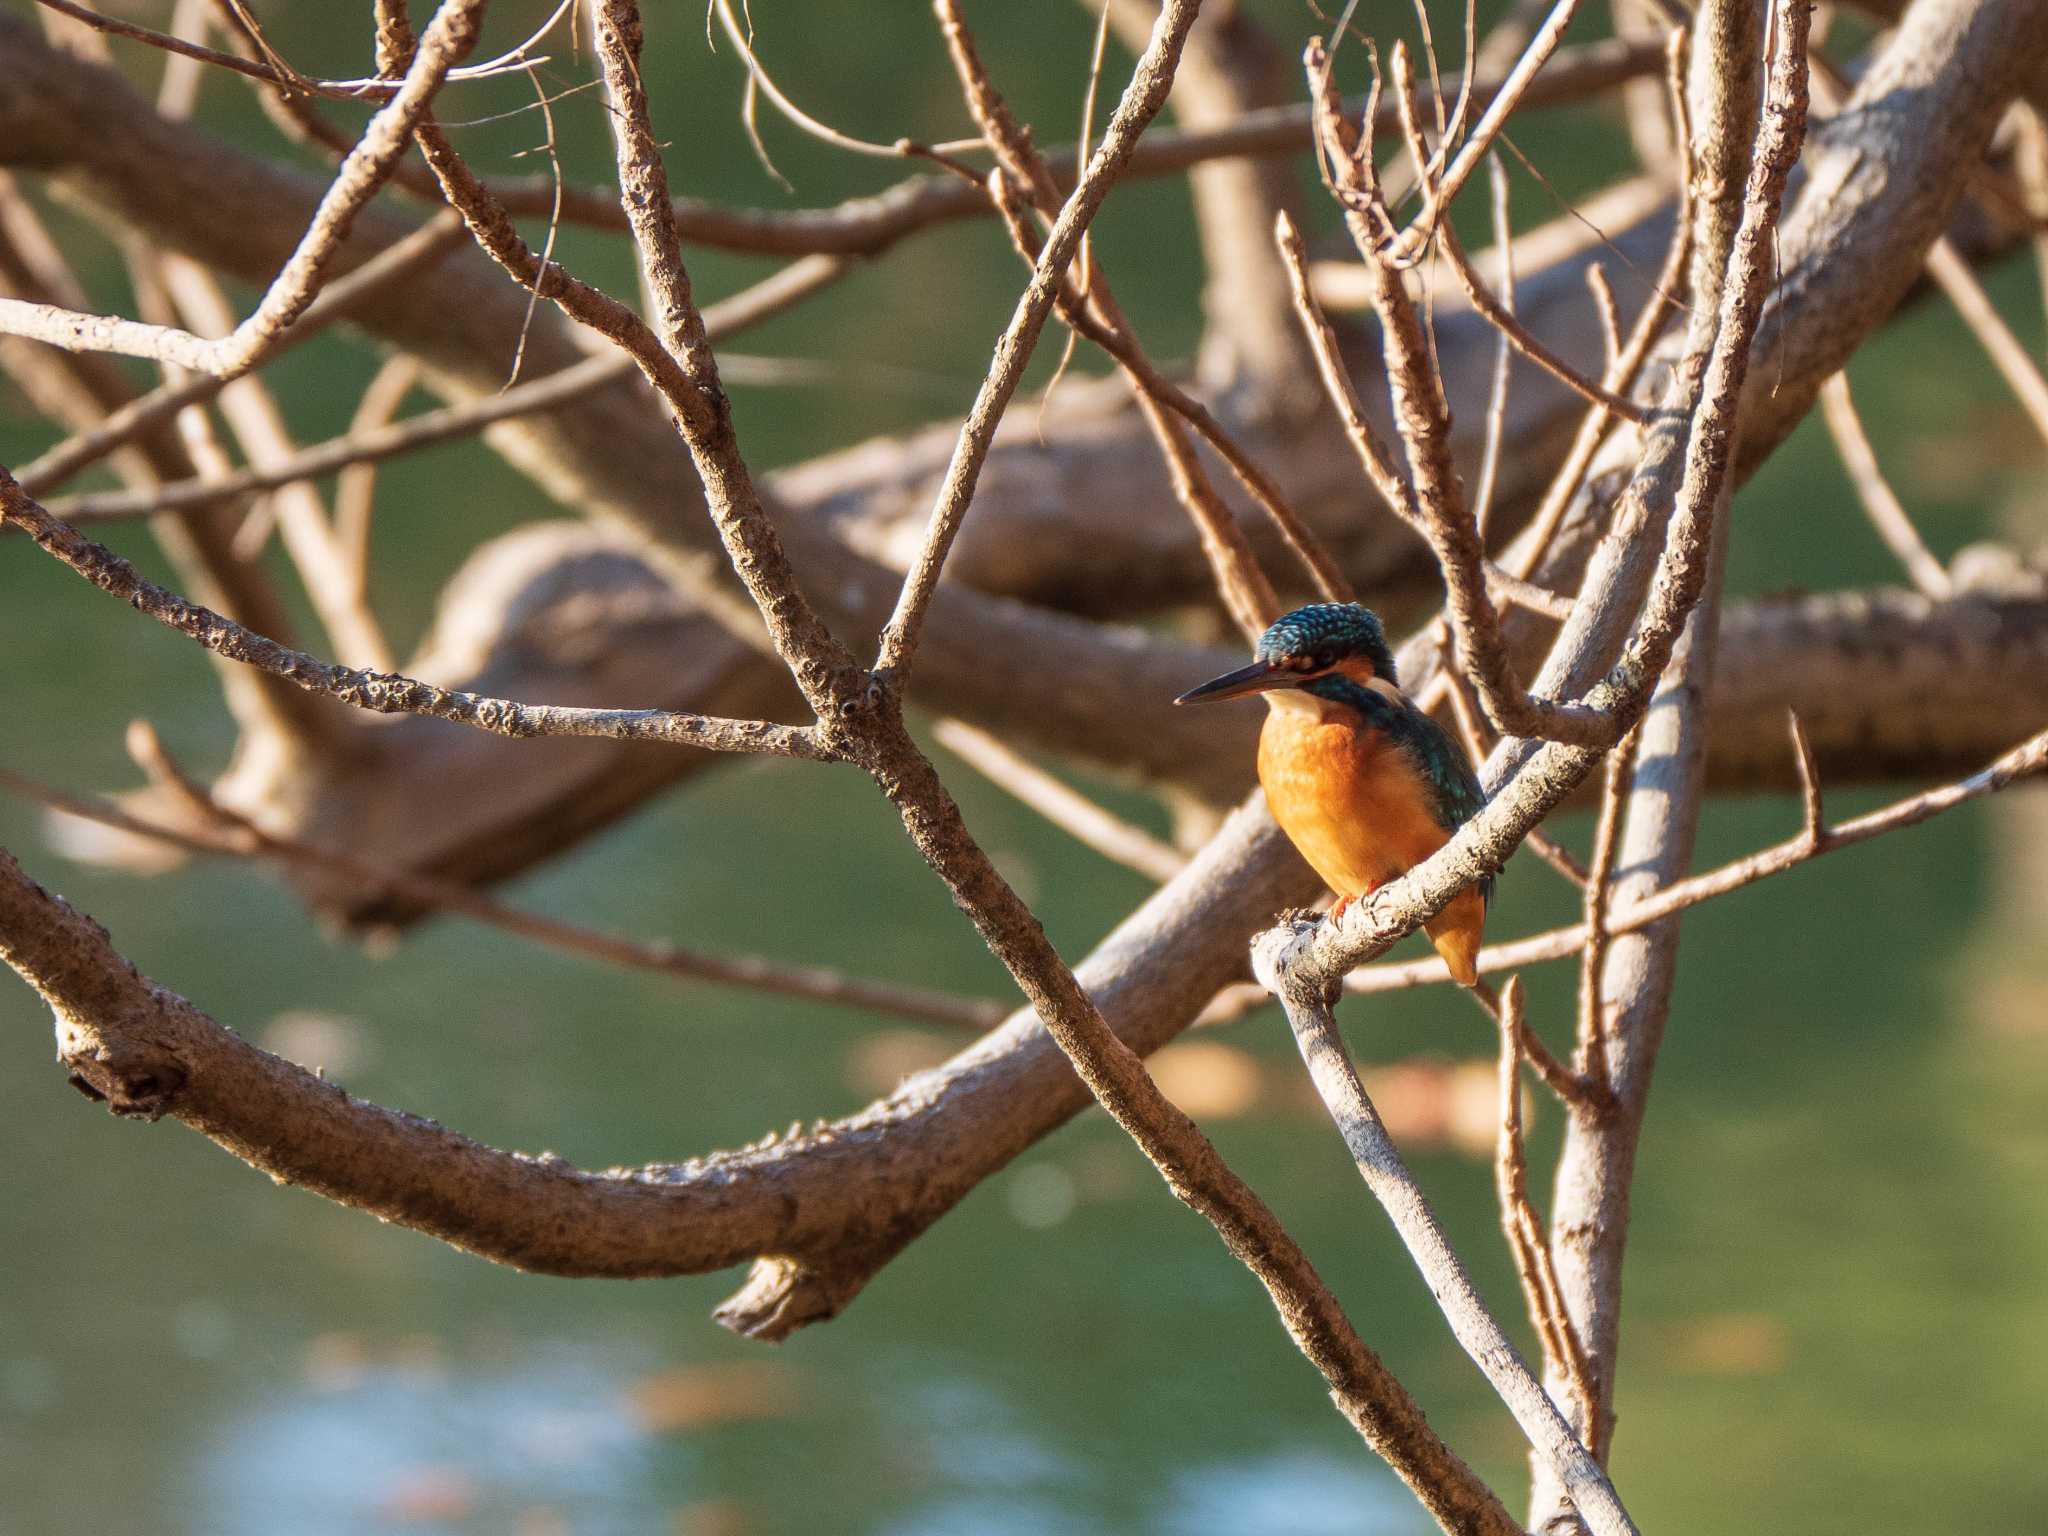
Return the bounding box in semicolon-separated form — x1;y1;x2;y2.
1257;705;1451;899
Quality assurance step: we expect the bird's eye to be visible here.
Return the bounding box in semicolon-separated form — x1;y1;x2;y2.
1311;648;1338;672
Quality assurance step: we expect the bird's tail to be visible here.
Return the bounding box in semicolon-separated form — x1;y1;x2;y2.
1425;891;1485;987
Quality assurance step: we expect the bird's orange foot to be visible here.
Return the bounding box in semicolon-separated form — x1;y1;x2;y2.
1329;881;1383;925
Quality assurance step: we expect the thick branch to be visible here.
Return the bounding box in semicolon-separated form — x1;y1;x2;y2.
0;823;1521;1536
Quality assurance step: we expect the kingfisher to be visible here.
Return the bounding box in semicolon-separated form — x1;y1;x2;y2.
1175;602;1491;986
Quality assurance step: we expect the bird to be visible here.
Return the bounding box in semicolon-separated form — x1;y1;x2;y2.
1175;602;1491;986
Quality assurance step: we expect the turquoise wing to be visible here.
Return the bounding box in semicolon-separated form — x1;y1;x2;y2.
1393;707;1494;903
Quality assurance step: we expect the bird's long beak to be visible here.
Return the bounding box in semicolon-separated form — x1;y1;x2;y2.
1174;659;1295;705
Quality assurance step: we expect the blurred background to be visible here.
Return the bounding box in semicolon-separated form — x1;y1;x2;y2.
2;1;2046;1532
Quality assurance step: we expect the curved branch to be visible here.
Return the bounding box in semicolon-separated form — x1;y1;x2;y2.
0;823;1523;1536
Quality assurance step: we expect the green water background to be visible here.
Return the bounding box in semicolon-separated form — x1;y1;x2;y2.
3;2;2046;1531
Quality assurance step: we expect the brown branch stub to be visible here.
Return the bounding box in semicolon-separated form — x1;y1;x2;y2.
1576;725;1641;1092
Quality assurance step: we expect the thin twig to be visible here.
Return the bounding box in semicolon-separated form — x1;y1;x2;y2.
1343;724;2048;996
32;0;560;99
931;719;1187;885
4;0;488;375
0;209;331;751
1;754;1004;1033
1390;0;1584;262
1923;237;2048;445
1473;154;1515;541
1300;45;1608;747
1493;978;1598;1418
710;0;983;174
1788;710;1824;852
332;355;421;618
952;11;1279;638
186;25;1661;257
157;253;396;672
37;256;853;524
873;0;1211;678
0;463;833;759
1475;977;1592;1107
15;214;468;496
1501;26;1693;591
1818;372;1953;600
1575;725;1640;1090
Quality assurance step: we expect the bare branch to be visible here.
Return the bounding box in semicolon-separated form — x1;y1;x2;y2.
35;255;851;523
1268;0;1812;1008
1345;724;2048;996
980;162;1278;638
1818;371;1954;600
585;12;1531;1526
232;26;1665;259
332;353;421;619
158;252;396;671
988;193;1353;607
1472;154;1516;540
2;754;1004;1032
1431;183;1652;424
32;0;555;99
1391;0;1584;262
1303;43;1614;747
2;0;485;374
1493;978;1598;1420
1098;0;1318;399
0;823;1523;1534
1252;925;1640;1536
1923;236;2048;445
0;465;832;759
949;4;1344;631
14;212;467;496
1575;726;1640;1090
931;719;1187;885
1789;709;1825;851
873;0;1209;677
